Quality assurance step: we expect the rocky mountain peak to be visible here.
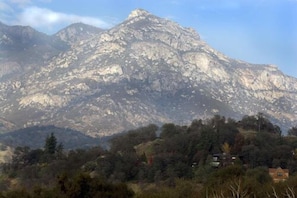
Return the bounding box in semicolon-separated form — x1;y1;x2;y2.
54;22;103;44
0;11;296;137
127;9;151;20
109;9;201;52
0;24;44;47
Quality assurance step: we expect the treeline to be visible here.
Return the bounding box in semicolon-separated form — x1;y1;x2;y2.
1;113;297;197
0;133;134;197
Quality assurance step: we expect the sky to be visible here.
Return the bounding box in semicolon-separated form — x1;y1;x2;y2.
1;0;296;78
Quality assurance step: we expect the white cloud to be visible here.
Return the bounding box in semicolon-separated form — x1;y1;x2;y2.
15;6;112;32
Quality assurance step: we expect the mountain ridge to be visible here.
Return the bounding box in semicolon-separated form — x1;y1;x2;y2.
54;22;104;44
0;9;296;136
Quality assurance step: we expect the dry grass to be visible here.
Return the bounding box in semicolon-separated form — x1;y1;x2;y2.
238;128;257;139
0;144;13;163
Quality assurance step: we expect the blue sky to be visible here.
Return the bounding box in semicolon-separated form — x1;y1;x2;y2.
1;0;296;78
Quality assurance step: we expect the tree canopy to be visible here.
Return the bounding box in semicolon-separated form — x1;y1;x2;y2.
1;114;297;197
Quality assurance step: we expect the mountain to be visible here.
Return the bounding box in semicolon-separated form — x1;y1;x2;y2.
0;22;68;79
0;9;296;137
54;22;104;44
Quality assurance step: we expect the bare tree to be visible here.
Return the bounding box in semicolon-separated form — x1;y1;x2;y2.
283;186;295;198
267;186;295;198
229;179;248;198
212;191;225;198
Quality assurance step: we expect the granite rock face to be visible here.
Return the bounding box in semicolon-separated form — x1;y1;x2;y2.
0;9;296;136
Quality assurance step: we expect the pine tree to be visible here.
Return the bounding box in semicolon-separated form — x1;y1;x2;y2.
44;133;57;154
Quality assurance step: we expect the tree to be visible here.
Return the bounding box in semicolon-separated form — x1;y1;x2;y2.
188;119;203;133
10;146;30;170
160;123;180;139
44;133;57;154
288;126;297;136
240;115;258;131
110;124;158;153
197;126;219;153
232;133;245;154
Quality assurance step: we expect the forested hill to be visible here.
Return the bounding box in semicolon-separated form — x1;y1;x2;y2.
1;114;297;197
0;125;101;150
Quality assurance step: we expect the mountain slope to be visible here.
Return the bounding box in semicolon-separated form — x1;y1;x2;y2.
0;9;296;136
0;22;68;79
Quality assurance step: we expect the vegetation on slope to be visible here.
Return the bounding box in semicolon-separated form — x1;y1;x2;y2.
0;113;297;197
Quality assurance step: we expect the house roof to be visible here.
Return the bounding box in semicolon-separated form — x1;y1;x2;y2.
269;167;289;174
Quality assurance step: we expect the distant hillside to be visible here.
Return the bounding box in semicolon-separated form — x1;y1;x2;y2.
0;125;102;149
